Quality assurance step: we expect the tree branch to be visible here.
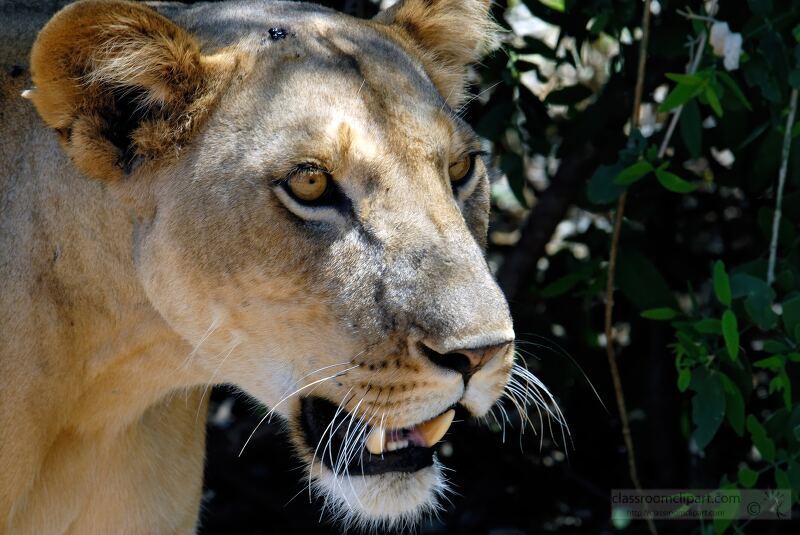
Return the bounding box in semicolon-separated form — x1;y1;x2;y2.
497;143;598;299
604;1;657;534
767;88;799;285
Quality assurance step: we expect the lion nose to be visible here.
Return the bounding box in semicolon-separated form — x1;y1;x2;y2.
418;340;512;378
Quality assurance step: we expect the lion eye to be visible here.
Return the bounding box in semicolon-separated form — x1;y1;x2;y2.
449;155;472;183
287;171;329;202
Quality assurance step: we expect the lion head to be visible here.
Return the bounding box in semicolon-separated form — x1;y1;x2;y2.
27;0;557;528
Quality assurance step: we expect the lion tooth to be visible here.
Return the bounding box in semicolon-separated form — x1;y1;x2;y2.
417;409;455;447
386;440;408;452
365;426;385;455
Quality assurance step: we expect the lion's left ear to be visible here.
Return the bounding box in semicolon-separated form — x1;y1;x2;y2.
375;0;498;108
28;0;238;181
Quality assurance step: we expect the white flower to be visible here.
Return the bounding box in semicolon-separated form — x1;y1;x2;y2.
710;22;730;55
709;21;742;71
722;32;742;71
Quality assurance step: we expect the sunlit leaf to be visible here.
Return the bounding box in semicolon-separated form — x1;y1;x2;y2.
537;0;565;12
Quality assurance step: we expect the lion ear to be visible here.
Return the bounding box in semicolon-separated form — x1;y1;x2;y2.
375;0;498;108
28;0;237;181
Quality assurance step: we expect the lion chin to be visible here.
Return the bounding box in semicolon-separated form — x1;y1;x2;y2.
312;462;447;530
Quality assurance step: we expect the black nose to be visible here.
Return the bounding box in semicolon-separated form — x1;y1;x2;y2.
418;341;512;378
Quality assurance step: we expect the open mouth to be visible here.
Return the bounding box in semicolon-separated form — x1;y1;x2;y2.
300;397;456;476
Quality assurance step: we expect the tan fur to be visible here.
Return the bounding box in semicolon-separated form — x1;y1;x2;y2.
1;1;514;531
374;0;499;107
29;0;239;180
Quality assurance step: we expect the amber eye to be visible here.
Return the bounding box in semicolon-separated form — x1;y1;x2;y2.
287;171;329;202
449;154;473;183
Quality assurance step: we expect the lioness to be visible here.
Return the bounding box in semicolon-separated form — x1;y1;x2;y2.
0;0;553;531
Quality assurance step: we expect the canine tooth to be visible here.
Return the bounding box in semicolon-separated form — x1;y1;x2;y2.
365;426;385;455
386;440;408;452
417;409;455;447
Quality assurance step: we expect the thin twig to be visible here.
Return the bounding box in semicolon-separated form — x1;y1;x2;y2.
604;1;657;534
767;88;799;285
657;32;708;158
658;0;718;158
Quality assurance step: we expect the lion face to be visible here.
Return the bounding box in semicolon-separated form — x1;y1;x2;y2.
29;0;527;527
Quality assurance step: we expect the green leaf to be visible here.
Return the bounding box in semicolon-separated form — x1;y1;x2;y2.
747;415;776;462
704;85;723;117
713;261;732;306
655;169;696;193
738;467;759;488
614;160;653;186
730;273;775;300
721;373;746;436
744;292;778;330
776;467;791;490
537;0;565;12
713;486;741;534
717;72;753;110
678;368;691;392
641;307;678;320
782;294;800;342
665;73;705;86
763;339;790;353
722;310;740;361
659;82;703;113
694;318;722;334
690;368;726;450
753;355;784;370
587;164;626;205
540;272;585;298
617;251;675;310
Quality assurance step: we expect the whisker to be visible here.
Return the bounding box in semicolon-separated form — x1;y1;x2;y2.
238;365;358;457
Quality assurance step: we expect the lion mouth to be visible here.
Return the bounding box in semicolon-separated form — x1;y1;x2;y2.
300;397;456;476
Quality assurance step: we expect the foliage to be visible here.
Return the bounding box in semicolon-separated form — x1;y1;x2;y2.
203;1;800;532
464;0;800;532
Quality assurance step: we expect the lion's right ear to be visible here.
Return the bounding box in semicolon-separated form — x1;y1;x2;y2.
375;0;498;108
28;0;237;181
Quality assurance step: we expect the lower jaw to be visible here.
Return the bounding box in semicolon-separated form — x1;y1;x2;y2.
310;459;447;525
